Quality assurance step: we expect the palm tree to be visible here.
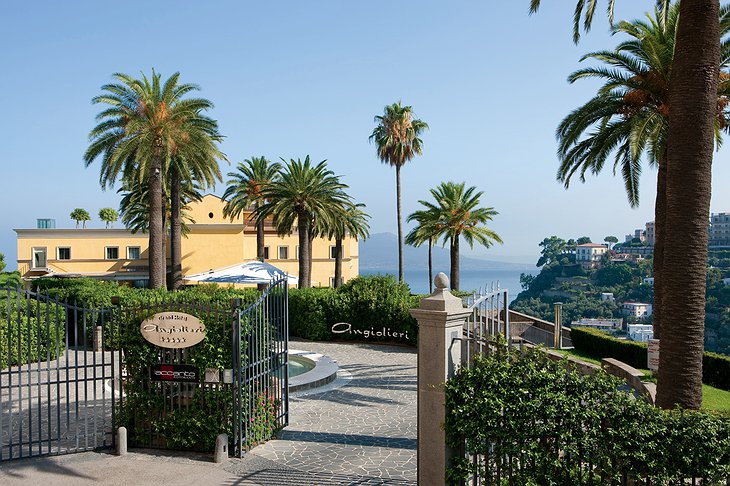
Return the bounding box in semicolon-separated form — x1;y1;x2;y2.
118;176;202;237
370;102;428;283
406;207;443;293
98;208;119;228
85;70;223;289
531;0;721;410
70;208;91;229
255;156;349;288
223;157;283;262
418;182;502;291
324;201;370;288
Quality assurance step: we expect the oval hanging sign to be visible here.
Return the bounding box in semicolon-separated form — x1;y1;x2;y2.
140;312;206;349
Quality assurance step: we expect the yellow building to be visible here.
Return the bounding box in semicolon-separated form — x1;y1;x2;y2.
16;195;359;287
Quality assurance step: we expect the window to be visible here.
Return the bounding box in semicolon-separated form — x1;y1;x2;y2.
105;247;119;260
127;246;141;260
263;247;270;260
278;246;288;260
330;277;336;288
57;247;71;260
330;246;338;259
295;246;299;260
32;247;47;269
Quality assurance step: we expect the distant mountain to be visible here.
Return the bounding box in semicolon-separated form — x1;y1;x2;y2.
360;233;533;272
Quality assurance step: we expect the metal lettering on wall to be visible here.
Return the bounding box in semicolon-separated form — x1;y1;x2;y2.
140;312;206;349
150;364;200;383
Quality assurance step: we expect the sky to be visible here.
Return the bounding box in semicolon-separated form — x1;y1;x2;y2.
2;1;730;268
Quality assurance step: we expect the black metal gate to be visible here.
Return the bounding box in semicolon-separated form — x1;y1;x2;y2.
232;276;289;456
0;287;119;460
1;279;289;461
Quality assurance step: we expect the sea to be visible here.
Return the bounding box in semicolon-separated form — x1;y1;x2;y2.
360;267;532;303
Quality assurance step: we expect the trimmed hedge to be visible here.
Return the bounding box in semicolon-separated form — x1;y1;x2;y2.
445;348;730;484
571;326;649;368
0;299;65;368
289;275;419;345
571;326;730;391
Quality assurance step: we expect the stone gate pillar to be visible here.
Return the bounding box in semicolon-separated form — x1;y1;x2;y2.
409;272;471;484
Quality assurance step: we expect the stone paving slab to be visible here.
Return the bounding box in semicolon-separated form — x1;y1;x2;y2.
241;339;417;485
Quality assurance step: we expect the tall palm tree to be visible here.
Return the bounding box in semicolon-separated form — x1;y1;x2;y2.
531;0;721;410
85;70;223;289
557;5;730;345
406;207;443;293
323;201;370;288
118;176;202;237
370;102;428;283
223;157;283;262
255;156;349;288
418;182;502;291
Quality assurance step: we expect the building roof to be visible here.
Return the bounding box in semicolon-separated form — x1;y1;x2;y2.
577;243;607;248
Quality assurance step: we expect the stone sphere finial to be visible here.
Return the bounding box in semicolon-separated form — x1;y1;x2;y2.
434;272;449;290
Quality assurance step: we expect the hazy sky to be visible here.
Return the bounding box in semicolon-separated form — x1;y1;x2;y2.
3;1;730;268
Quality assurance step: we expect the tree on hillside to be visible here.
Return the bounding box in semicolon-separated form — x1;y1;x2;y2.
576;236;592;245
256;156;349;288
416;181;502;291
0;252;5;272
370;102;428;283
604;235;619;249
85;70;224;290
530;0;723;409
223;157;282;262
98;208;119;228
70;208;91;229
537;236;568;267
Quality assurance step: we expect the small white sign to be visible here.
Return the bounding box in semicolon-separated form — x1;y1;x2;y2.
648;339;660;371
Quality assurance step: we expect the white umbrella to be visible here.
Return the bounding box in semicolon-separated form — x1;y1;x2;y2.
184;261;298;285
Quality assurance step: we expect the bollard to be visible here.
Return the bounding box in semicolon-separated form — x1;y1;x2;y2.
94;326;103;352
116;427;127;456
214;434;228;463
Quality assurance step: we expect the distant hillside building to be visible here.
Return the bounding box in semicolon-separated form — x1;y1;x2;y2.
625;229;646;243
575;243;608;269
627;324;654;342
622;302;653;318
709;212;730;247
645;221;655;246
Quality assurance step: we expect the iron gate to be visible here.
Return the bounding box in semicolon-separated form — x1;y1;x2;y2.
232;276;289;456
1;278;289;462
0;287;118;460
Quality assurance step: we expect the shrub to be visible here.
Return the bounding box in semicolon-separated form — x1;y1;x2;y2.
0;295;65;368
444;348;730;485
571;327;730;391
571;326;648;368
288;275;419;345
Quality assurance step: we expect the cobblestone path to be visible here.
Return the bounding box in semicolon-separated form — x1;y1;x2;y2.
226;340;417;485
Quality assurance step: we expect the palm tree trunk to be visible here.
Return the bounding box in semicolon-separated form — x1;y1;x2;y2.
298;215;310;288
334;237;343;288
652;156;667;340
396;164;404;283
657;0;719;410
256;205;265;261
428;237;433;294
148;153;166;289
170;166;182;291
450;235;459;291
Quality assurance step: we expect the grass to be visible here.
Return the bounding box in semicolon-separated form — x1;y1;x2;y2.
553;348;730;415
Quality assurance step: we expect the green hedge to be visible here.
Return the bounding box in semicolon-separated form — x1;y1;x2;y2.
0;297;65;368
571;326;730;391
445;348;730;485
571;327;649;368
289;275;419;345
